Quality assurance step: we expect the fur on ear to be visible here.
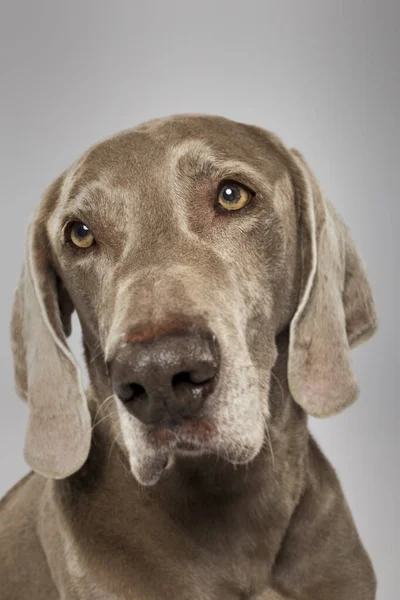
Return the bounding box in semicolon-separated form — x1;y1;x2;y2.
287;149;378;417
11;203;91;479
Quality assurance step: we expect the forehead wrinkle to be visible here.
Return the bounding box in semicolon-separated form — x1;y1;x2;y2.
169;138;275;195
60;179;135;228
169;139;219;178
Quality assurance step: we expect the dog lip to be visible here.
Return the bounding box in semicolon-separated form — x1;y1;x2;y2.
147;417;215;449
176;440;201;451
147;424;177;446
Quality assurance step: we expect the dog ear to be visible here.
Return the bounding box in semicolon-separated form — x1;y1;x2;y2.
287;149;378;417
11;183;91;479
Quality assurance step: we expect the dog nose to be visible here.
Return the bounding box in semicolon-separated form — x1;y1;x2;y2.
110;328;220;425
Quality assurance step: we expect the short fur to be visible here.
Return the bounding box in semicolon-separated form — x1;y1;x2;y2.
1;115;378;599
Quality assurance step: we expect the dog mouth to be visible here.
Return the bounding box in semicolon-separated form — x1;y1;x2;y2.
123;410;264;486
147;417;216;454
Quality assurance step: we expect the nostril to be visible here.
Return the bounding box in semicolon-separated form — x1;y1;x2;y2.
172;371;193;387
188;368;217;385
172;366;218;389
116;382;147;403
130;383;147;400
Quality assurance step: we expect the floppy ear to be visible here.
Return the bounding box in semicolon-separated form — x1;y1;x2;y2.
11;193;91;479
287;149;378;417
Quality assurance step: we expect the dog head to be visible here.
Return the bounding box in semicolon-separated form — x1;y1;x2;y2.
11;115;377;485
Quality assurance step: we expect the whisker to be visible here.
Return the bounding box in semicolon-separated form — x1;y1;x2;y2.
93;394;116;425
89;351;103;365
91;409;120;434
263;416;276;472
88;341;104;364
270;370;285;406
107;429;123;463
107;429;131;476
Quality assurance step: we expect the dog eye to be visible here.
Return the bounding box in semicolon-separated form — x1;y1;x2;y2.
69;222;95;248
217;181;253;211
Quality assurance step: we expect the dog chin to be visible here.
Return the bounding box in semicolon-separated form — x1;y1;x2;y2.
127;436;263;487
117;405;265;486
127;454;168;486
126;442;206;487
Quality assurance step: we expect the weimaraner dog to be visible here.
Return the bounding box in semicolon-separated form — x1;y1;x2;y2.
1;115;378;599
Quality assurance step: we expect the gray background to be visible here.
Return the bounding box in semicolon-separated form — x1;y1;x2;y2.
0;1;398;598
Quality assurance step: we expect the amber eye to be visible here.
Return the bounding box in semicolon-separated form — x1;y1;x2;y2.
69;222;95;248
217;181;253;211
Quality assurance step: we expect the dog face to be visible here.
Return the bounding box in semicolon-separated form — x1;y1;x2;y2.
11;115;377;485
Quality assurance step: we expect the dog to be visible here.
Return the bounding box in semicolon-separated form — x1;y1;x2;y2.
1;114;378;599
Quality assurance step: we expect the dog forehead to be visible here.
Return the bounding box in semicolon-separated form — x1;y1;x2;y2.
67;114;286;192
